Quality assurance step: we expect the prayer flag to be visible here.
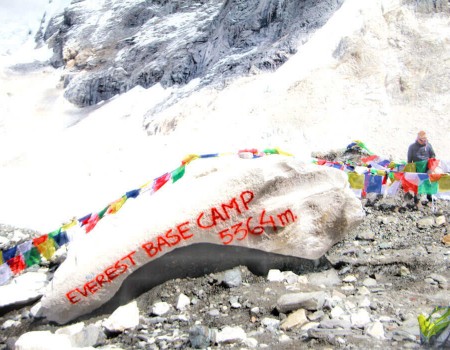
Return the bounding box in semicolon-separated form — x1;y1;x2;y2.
98;205;109;219
153;173;171;192
50;231;69;248
415;159;428;173
386;180;401;197
33;235;48;248
85;213;100;233
200;153;219;158
402;175;419;195
17;241;33;255
181;154;199;165
108;196;127;214
404;163;416;173
61;219;77;231
427;158;439;172
24;247;41;267
0;253;3;265
0;263;12;285
361;155;378;163
419;180;438;195
78;213;92;226
365;174;383;194
274;148;293;156
440;160;450;173
263;148;279;154
3;247;17;262
348;173;365;189
37;238;57;260
429;174;442;182
171;165;185;183
7;255;26;275
438;175;450;192
126;189;140;199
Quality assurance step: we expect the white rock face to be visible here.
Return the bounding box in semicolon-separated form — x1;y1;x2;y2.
40;156;363;324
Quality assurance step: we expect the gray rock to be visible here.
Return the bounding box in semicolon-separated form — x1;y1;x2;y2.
417;217;434;229
277;291;328;313
189;325;213;349
43;0;345;107
307;269;341;287
222;268;242;288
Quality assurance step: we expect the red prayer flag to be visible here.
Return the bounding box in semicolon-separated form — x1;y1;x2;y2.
7;255;26;275
153;173;171;192
428;158;439;172
33;235;48;247
401;177;418;194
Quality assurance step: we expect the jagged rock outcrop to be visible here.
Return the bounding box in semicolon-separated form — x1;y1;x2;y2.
42;0;344;106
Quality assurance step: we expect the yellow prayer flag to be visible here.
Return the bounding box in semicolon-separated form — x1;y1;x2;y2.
37;239;56;261
0;253;3;265
108;196;127;214
438;174;450;192
61;218;77;231
348;173;365;189
274;147;293;157
182;154;199;165
404;163;416;173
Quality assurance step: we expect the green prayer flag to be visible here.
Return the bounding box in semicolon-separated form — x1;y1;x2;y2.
263;148;278;155
98;205;109;219
419;180;438;195
415;159;428;173
24;247;41;267
172;166;185;183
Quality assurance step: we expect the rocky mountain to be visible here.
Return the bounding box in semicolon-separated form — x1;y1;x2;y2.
40;0;344;107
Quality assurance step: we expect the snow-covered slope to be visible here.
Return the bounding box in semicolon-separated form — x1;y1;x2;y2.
0;0;449;232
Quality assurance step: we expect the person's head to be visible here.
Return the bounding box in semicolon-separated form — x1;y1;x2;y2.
416;130;428;145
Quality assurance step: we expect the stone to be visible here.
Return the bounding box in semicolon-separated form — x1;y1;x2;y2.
56;322;104;348
365;321;385;339
280;309;308;330
176;293;190;311
277;291;328;313
216;326;247;344
151;302;171;316
102;301;140;333
14;331;72;350
41;158;363;324
0;272;48;308
356;230;375;241
362;277;377;287
351;308;372;328
307;269;341;287
308;310;325;322
267;269;284;282
261;317;281;329
222;268;242;288
343;275;357;283
1;319;20;329
435;215;446;227
189;325;213;349
417;217;435;229
442;234;450;246
399;266;410;276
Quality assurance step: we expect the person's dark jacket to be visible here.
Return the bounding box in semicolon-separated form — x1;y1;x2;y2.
407;141;436;163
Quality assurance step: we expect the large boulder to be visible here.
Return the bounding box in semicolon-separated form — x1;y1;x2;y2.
40;156;363;324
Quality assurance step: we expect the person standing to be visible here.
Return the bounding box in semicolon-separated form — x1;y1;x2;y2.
407;130;436;164
407;130;436;205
